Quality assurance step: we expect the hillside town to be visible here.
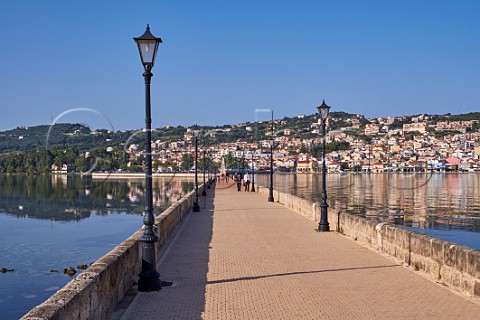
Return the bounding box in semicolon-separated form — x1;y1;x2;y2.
125;113;480;173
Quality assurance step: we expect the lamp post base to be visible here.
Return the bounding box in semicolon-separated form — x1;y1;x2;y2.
317;204;330;231
138;269;162;292
138;241;161;292
316;224;330;232
193;202;200;212
268;187;274;202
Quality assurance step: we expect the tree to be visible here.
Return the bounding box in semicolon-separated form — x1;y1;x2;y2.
352;165;362;172
74;157;88;172
181;154;193;171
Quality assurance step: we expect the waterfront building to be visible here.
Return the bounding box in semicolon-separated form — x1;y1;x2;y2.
296;157;316;172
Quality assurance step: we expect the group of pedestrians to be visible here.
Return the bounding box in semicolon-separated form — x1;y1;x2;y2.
234;171;251;192
216;172;229;184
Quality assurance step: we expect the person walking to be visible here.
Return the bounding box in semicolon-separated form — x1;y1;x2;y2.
220;173;225;184
243;171;251;191
235;172;242;191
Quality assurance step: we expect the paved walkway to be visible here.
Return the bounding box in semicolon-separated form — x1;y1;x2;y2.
114;181;480;320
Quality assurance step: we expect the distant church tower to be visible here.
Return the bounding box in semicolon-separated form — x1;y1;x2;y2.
220;157;226;174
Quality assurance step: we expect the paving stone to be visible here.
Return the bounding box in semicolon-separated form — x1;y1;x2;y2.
116;182;480;320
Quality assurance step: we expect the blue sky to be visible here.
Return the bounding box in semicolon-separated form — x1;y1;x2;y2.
0;1;479;131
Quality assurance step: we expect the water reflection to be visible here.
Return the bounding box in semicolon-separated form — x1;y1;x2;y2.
0;174;193;320
0;174;194;221
256;173;480;233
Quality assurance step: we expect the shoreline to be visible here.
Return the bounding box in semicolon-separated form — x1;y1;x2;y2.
87;171;480;179
0;171;478;178
91;172;196;179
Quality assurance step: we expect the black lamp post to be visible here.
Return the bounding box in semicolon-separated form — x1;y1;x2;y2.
207;148;211;189
317;100;331;232
202;135;207;196
252;122;259;192
242;146;245;171
134;24;162;291
192;129;200;212
251;148;256;192
268;110;274;202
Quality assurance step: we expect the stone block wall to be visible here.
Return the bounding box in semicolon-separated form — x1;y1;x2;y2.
21;185;202;320
256;185;480;301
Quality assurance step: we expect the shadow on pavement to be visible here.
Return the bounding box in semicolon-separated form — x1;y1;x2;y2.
151;185;216;319
206;264;400;285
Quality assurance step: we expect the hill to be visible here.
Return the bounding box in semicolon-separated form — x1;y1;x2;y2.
1;111;479;155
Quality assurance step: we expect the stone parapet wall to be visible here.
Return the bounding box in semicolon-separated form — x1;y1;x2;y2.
256;185;480;301
21;185;203;320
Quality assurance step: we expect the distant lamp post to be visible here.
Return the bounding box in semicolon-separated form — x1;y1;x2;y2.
207;148;211;189
192;129;201;212
317;100;331;232
134;24;162;291
251;148;256;192
252;123;259;192
202;135;207;196
268;110;274;202
242;146;245;171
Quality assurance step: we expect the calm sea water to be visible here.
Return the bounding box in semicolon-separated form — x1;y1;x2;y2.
256;172;480;250
0;174;193;320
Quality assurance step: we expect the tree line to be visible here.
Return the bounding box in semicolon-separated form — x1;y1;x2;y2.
0;146;127;174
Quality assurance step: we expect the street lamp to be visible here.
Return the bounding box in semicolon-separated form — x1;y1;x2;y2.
192;129;201;212
242;145;245;171
317;100;331;232
202;135;207;196
268;110;274;202
134;24;162;291
251;147;256;192
207;147;211;189
252;122;259;192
